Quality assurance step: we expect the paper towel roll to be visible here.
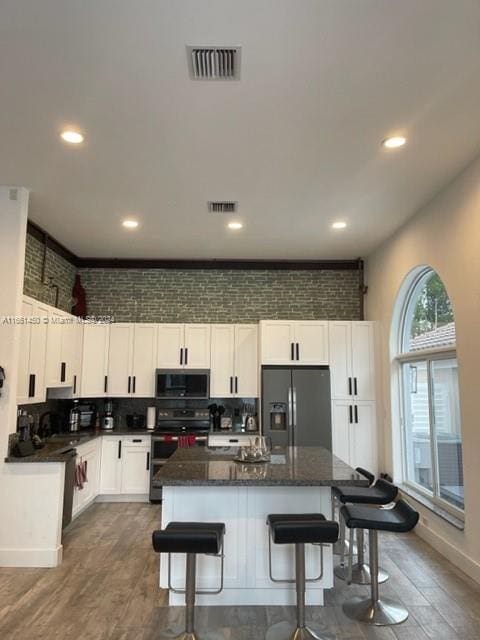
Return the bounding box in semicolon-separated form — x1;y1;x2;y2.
147;406;156;430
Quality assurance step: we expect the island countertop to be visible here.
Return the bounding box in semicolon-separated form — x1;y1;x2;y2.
152;446;369;487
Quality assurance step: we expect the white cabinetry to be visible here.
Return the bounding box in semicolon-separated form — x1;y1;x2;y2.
99;436;151;498
107;323;157;397
260;321;328;365
45;309;78;388
210;324;258;397
72;439;101;518
331;399;377;473
329;321;375;400
157;324;211;369
17;297;49;404
81;323;109;397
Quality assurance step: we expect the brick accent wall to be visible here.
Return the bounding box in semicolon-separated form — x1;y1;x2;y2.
23;231;361;321
23;234;77;312
78;268;361;322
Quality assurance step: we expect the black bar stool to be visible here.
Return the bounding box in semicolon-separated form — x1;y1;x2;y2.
332;468;374;557
334;478;398;585
341;499;419;626
152;521;226;640
265;513;339;640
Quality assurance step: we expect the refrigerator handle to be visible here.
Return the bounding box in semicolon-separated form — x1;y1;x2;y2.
288;386;294;446
292;387;297;431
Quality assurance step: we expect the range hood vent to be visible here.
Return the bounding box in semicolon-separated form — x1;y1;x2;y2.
187;47;241;80
208;201;238;213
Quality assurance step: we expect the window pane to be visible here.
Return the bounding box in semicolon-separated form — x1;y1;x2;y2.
432;358;464;510
405;271;455;352
402;361;433;492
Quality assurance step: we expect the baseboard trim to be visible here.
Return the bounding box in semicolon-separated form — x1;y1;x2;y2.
415;521;480;584
95;494;149;503
0;545;63;568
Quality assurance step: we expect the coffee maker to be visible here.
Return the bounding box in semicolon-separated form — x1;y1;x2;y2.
102;399;115;430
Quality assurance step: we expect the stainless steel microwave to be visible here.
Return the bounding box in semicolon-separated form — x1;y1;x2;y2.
155;369;210;399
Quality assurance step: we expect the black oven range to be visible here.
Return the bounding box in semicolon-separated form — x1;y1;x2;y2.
149;408;210;501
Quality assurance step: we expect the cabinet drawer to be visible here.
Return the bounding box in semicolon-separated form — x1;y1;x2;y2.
208;434;257;448
121;436;151;447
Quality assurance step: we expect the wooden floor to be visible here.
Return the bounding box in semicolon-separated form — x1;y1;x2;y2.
0;503;479;640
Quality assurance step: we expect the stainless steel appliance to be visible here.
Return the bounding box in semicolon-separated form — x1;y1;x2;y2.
102;400;114;430
62;450;76;530
261;366;332;449
149;408;210;501
155;369;210;399
69;401;80;432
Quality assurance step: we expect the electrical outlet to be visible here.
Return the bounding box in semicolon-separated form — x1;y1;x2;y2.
9;188;18;201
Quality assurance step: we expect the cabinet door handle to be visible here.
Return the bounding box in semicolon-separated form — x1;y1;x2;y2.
230;376;233;394
73;375;77;395
291;342;294;361
132;439;142;443
180;348;183;365
128;376;131;393
28;373;35;398
354;377;358;396
349;405;353;424
104;376;108;393
354;405;358;424
146;452;150;471
60;362;66;383
118;440;122;459
133;376;136;393
296;343;300;361
348;377;352;395
235;376;238;394
185;348;188;365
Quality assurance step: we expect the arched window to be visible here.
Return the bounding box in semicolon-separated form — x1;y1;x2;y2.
398;268;463;513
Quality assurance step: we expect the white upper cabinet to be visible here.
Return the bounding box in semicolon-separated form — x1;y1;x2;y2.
107;323;158;397
157;324;211;369
184;324;211;369
81;323;110;397
329;321;375;400
107;324;134;397
233;325;258;397
210;324;258;398
44;307;79;389
260;320;328;365
157;324;184;368
210;325;235;397
17;297;49;404
294;321;329;365
131;324;157;397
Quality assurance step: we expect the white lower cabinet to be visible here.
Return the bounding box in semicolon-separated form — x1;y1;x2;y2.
121;439;151;494
99;436;150;497
331;400;377;473
72;439;101;518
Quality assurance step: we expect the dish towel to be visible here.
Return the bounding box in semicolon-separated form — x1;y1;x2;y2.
178;435;197;448
75;460;88;490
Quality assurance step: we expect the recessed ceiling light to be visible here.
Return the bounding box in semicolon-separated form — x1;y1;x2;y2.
382;135;407;149
60;130;84;144
331;221;347;230
122;219;139;229
227;221;243;230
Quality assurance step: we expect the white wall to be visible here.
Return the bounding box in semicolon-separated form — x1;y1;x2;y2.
366;155;480;582
0;187;64;567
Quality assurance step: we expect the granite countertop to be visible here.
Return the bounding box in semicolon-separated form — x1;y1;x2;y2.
5;428;153;463
152;446;370;487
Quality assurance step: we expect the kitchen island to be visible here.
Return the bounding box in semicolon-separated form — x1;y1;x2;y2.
153;446;368;606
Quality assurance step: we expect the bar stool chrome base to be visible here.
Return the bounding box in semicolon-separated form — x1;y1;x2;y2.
334;562;388;584
343;596;408;626
265;620;335;640
333;537;357;557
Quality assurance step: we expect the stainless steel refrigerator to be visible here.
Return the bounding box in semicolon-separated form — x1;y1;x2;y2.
262;366;332;449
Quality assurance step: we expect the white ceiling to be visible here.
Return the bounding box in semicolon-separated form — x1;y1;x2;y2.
1;0;480;260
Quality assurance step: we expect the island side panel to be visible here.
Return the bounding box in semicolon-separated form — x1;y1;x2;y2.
160;485;332;606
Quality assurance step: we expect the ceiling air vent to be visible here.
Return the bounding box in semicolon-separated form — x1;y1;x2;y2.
187;46;241;80
208;201;238;213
